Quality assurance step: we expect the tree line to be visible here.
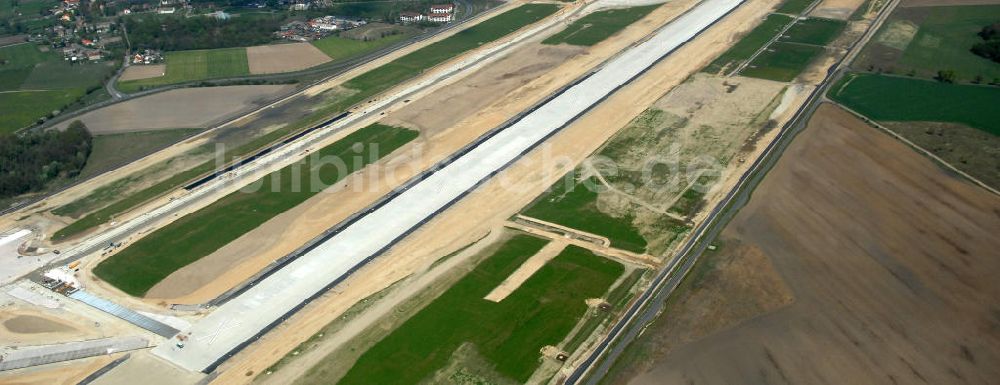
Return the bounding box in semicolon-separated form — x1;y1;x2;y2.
124;14;284;51
971;23;1000;63
0;121;92;200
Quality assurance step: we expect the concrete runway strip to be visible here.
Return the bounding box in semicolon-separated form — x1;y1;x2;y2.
152;0;746;373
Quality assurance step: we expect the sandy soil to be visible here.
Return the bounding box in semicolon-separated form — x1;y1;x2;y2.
2;314;76;333
811;0;868;19
382;43;585;133
247;43;332;75
54;85;293;134
0;308;101;346
203;0;795;382
616;103;1000;384
483;240;566;302
119;65;166;81
0;355;116;385
90;351;205;385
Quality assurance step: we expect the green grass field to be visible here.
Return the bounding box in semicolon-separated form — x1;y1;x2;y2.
776;0;815;15
92;124;417;296
0;89;85;134
311;33;411;61
859;5;1000;82
542;4;659;46
703;14;794;74
522;172;647;253
78;129;203;178
21;61;116;89
117;48;250;92
897;5;1000;82
830;73;1000;135
0;43;51;70
742;42;825;82
332;235;623;385
781;17;846;46
0;43;115;132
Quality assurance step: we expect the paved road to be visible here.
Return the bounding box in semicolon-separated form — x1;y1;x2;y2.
565;0;901;383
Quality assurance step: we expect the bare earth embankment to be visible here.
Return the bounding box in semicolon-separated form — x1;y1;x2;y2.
610;103;1000;384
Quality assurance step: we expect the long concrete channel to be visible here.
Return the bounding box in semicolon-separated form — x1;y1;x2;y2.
149;0;747;373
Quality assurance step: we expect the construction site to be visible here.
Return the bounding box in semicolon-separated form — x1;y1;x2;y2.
3;0;995;384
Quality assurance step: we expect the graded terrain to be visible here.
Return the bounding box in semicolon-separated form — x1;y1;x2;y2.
603;103;1000;384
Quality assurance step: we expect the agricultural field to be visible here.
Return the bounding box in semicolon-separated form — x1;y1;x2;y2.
0;89;84;134
328;234;624;385
702;13;794;74
780;17;845;45
92;124;417;296
78;128;203;178
0;43;114;133
741;42;826;82
739;15;845;82
830;73;1000;135
854;4;1000;82
829;73;1000;188
116;48;250;92
542;4;660;46
602;104;1000;385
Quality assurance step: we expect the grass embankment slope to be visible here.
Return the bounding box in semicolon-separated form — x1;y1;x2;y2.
117;48;250;92
542;4;659;46
329;235;624;385
93;124;417;296
0;43;114;133
53;3;560;240
830;73;1000;136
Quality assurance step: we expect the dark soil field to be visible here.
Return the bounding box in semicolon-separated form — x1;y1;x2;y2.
603;103;1000;384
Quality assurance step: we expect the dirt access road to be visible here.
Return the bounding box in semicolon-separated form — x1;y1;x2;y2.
614;103;1000;384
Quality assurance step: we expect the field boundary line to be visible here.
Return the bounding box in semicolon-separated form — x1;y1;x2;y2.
830;101;1000;196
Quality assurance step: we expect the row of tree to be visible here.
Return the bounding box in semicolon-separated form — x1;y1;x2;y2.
125;14;284;51
0;122;92;199
971;23;1000;63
